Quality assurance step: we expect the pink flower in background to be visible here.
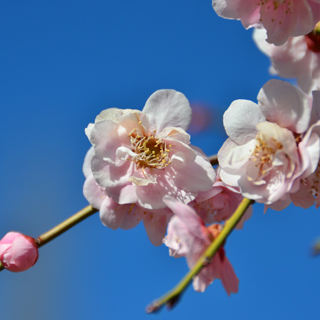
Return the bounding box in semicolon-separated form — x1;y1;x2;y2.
191;167;252;229
163;197;239;294
218;79;320;207
84;89;215;211
0;232;38;272
253;27;320;93
212;0;320;45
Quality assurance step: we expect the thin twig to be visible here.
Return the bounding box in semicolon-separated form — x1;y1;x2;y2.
0;153;218;273
0;205;98;272
35;205;98;248
146;198;254;313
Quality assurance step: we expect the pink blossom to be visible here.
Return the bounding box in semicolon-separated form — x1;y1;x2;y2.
163;197;239;294
218;79;320;207
83;147;172;246
212;0;320;45
0;232;39;272
84;90;215;210
190;167;253;229
83;90;215;245
253;28;320;93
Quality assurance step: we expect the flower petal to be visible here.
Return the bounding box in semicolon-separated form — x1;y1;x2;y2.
258;79;310;133
223;100;264;145
142;90;192;133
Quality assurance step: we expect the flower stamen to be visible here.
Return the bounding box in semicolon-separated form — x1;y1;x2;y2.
128;128;172;169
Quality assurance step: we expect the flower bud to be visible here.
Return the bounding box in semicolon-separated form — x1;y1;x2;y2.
0;232;39;272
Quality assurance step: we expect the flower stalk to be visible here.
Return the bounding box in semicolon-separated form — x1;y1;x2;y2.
146;197;254;313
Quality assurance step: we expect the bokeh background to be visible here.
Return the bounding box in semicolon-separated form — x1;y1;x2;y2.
1;1;320;319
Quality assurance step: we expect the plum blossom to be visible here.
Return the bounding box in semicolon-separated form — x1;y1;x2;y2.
190;167;253;229
83;90;215;245
253;27;320;93
212;0;320;45
0;232;39;272
218;79;320;208
163;197;239;294
83;148;172;246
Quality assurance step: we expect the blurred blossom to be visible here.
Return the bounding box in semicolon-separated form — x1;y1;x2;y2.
0;232;39;272
163;197;239;294
189;103;214;134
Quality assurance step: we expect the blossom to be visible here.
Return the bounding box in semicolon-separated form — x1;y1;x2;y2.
212;0;320;45
218;79;320;207
83;89;215;245
190;167;253;229
163;197;239;294
253;27;320;93
0;232;39;272
83;147;172;246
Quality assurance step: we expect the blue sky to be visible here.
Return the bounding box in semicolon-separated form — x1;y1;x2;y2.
1;1;320;319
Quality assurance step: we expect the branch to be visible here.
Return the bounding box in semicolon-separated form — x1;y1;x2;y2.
146;197;254;313
0;154;218;273
0;205;98;272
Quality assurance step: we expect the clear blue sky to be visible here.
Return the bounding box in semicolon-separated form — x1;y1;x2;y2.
1;1;320;319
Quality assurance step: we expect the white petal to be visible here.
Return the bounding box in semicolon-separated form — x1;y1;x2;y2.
223;100;264;144
142;90;192;133
258;79;310;133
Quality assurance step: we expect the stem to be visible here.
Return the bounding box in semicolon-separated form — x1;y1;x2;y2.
146;197;254;313
35;205;98;248
0;155;218;273
0;205;98;273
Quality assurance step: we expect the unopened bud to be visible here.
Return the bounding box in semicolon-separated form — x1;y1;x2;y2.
0;232;39;272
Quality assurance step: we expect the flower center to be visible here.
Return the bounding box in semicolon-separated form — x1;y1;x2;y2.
128;128;172;169
248;132;283;181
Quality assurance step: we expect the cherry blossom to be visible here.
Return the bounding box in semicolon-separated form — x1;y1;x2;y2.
212;0;320;45
218;79;320;207
163;197;239;294
0;232;39;272
253;27;320;93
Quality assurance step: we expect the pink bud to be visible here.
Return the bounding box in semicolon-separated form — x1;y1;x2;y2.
0;232;39;272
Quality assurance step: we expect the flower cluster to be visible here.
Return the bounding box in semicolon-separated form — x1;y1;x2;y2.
80;6;320;298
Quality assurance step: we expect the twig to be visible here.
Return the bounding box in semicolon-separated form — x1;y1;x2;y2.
0;205;98;272
146;198;254;313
